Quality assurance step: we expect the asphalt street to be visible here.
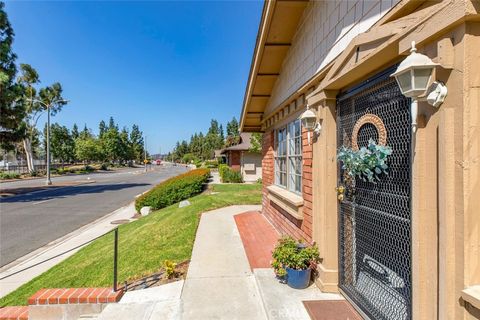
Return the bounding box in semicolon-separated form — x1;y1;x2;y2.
0;164;187;267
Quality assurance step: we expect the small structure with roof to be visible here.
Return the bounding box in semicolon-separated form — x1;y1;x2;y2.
217;132;262;182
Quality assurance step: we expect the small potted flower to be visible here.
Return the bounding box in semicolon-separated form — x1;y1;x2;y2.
271;236;320;289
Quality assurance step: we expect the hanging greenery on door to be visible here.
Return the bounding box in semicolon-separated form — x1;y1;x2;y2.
337;138;392;183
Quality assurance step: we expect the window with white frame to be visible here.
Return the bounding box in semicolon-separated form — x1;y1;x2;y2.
274;119;302;193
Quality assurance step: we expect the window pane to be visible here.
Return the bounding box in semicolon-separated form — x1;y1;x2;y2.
295;175;301;193
280;172;286;187
280;141;287;156
295;157;302;175
295;120;301;137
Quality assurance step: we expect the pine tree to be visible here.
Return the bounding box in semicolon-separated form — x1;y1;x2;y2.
226;117;239;137
72;124;79;140
129;124;144;162
108;117;117;130
98;120;106;138
219;124;225;143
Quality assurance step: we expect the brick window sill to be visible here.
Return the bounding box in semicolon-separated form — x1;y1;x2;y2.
267;185;304;220
462;285;480;310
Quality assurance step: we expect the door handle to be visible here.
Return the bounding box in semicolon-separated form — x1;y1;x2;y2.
336;185;345;201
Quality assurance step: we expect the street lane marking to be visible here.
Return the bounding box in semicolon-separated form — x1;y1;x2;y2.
33;199;53;205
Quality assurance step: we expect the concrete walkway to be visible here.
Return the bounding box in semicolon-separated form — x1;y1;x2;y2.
180;205;266;320
0;202;137;297
93;205;342;320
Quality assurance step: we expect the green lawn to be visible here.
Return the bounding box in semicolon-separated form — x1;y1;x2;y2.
0;183;262;307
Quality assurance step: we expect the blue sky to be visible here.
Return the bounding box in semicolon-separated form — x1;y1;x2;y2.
5;1;262;154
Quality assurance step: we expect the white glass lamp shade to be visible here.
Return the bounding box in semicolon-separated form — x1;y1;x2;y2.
300;108;317;130
391;41;437;98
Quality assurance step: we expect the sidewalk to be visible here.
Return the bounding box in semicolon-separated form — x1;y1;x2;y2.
0;202;137;297
180;205;266;319
78;205;343;319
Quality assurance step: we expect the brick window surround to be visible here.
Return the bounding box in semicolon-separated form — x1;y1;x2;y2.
262;128;313;243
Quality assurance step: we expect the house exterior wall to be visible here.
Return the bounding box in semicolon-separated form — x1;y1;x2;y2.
261;121;313;243
265;0;399;114
227;150;241;171
252;1;480;319
241;152;262;182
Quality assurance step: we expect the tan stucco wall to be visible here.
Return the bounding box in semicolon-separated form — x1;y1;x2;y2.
264;0;398;114
241;152;262;182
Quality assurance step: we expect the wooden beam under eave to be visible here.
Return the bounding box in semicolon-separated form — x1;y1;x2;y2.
264;43;291;47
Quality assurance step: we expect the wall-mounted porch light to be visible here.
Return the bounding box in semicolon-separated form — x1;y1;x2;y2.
391;41;447;133
300;106;321;144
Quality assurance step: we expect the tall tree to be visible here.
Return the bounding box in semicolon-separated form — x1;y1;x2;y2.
75;136;102;163
102;126;122;162
249;133;263;153
45;123;75;165
129;124;144;162
208;119;220;135
119;127;133;163
71;123;79;140
0;2;25;150
80;124;91;139
226;117;239;137
17;64;41;171
108;117;117;130
98;120;107;138
219;124;225;143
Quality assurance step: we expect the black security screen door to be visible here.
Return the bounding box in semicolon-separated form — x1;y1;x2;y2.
337;67;412;320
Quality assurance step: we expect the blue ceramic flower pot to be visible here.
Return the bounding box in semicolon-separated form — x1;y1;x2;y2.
286;267;311;289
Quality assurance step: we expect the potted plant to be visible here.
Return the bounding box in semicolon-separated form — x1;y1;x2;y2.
271;236;320;289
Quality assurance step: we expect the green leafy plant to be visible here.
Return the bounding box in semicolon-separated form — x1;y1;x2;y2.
135;168;210;212
337;139;392;183
204;160;218;168
0;172;21;180
164;260;177;279
218;164;243;183
271;236;320;277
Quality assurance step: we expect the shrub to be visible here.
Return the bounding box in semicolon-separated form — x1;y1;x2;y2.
0;172;21;180
193;159;203;168
135;168;210;212
218;164;228;178
204;160;218;169
219;165;243;183
100;163;109;170
271;236;320;277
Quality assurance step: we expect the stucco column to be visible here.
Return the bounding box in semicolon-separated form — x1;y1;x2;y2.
307;89;339;293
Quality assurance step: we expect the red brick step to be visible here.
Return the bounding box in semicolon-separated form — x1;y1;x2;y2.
0;306;28;320
28;288;123;305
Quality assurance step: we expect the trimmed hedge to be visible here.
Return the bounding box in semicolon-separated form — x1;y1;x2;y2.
218;164;243;183
135;168;210;212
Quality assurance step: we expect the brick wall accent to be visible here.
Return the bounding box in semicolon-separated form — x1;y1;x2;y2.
229;151;241;171
0;306;28;320
27;288;123;305
261;129;314;243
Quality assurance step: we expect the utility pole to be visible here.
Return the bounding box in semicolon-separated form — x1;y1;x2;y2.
27;97;69;186
46;105;52;185
144;135;147;173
